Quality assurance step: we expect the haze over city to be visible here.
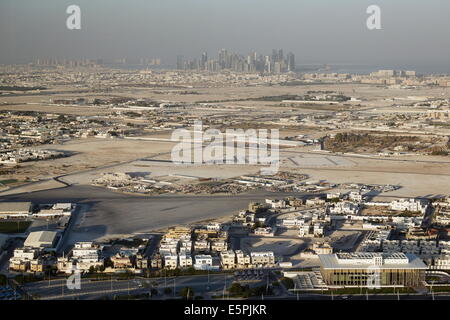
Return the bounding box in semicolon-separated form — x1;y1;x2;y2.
1;0;450;72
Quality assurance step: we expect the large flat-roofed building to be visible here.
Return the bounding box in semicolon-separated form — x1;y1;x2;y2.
24;231;58;249
319;252;426;287
0;202;31;218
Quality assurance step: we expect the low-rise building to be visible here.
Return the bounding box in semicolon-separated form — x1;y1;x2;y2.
0;202;31;219
110;254;133;269
390;198;429;214
193;255;215;270
319;252;427;287
329;201;360;215
164;255;178;270
220;250;236;269
194;240;210;253
254;227;275;237
24;231;58;249
210;239;228;252
265;199;287;209
178;254;192;268
250;251;275;268
235;250;251;269
150;254;163;269
299;224;311;237
313;242;333;255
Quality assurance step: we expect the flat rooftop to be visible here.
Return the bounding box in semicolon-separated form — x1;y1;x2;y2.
24;231;57;247
0;202;31;214
319;252;427;270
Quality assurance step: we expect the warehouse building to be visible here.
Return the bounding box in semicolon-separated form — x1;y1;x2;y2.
0;202;32;218
24;231;58;249
319;252;426;287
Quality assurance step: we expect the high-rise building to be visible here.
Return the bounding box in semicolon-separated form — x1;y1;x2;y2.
287;52;295;72
201;52;208;70
177;48;295;74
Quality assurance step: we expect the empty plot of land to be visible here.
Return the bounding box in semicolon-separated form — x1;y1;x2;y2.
63;160;262;185
329;230;362;251
240;237;304;256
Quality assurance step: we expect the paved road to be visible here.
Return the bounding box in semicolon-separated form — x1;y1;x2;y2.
22;274;236;300
22;275;450;300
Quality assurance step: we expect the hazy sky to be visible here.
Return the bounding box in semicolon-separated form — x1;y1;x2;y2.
1;0;450;68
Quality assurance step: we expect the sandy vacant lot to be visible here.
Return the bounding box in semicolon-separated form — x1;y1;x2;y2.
240;237;304;256
2;82;450;199
0;138;176;182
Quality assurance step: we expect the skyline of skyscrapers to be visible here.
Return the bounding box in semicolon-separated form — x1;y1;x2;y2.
177;49;295;74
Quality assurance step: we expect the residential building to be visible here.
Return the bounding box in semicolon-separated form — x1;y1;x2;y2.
193;255;215;270
235;250;251;269
178;254;193;268
250;251;275;268
220;250;236;269
164;255;178;270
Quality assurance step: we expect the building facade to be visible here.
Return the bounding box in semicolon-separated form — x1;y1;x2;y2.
319;252;426;287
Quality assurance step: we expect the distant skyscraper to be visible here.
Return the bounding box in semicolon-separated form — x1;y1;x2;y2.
287;52;295;72
176;55;184;70
177;48;294;74
201;52;208;70
278;49;284;62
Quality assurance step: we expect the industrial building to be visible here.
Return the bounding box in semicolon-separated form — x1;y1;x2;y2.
24;231;58;249
0;202;31;218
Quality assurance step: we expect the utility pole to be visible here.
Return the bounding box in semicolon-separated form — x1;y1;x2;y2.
431;280;435;301
224;273;227;299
